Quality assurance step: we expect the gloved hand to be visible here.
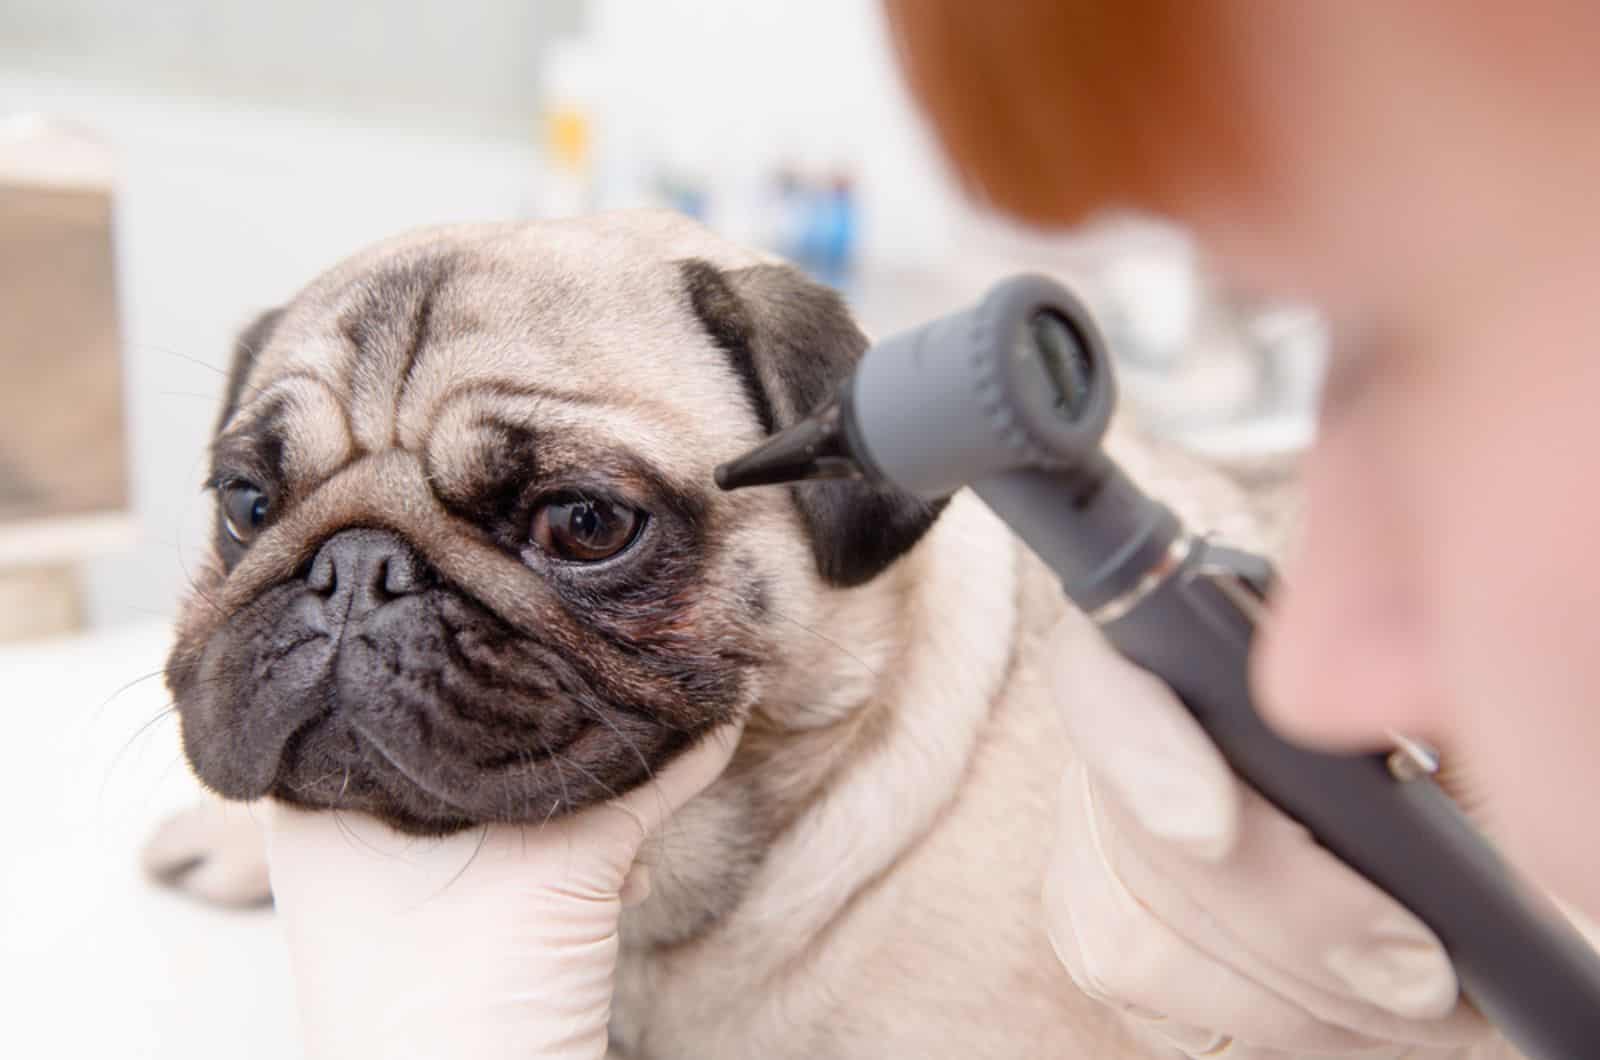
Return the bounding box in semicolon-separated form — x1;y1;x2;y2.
265;723;742;1060
1040;611;1500;1058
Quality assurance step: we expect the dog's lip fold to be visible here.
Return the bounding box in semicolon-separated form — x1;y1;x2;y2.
186;633;338;801
344;714;514;820
263;703;699;834
260;668;615;827
236;712;332;802
339;713;616;820
344;714;582;819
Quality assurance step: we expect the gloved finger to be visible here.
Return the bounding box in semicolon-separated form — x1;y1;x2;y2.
1137;1019;1319;1060
564;719;748;887
1142;1019;1419;1060
612;719;746;834
1047;763;1382;1054
1045;611;1484;1038
1089;779;1490;1046
1143;1015;1509;1060
1043;610;1240;860
1099;766;1487;1039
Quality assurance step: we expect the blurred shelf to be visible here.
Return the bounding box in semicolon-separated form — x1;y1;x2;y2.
0;512;138;568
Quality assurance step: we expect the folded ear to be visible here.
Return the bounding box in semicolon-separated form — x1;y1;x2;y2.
216;308;284;436
681;259;946;587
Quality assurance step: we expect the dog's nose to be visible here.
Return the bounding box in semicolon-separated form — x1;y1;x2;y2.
306;528;430;622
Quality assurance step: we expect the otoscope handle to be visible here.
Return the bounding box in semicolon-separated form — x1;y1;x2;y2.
974;466;1600;1060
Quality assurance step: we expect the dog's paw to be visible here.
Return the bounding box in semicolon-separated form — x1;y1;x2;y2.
142;801;272;908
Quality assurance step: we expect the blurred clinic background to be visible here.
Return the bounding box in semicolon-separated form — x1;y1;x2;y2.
0;3;1324;1056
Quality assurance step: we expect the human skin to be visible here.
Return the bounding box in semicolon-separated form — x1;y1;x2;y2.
1182;3;1600;913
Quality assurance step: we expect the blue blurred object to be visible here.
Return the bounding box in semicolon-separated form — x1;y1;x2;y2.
655;170;709;221
765;167;857;292
806;177;856;291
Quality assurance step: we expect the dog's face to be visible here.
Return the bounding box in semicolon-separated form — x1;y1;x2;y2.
167;212;941;835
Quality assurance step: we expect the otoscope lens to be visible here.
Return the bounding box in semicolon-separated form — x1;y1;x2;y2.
1028;310;1095;421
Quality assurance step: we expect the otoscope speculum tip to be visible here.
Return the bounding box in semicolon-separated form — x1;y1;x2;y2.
714;394;863;491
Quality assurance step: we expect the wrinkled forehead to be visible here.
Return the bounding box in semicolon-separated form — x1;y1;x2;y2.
223;228;761;491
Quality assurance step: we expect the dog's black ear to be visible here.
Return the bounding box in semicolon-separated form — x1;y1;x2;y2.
681;259;946;587
216;308;284;436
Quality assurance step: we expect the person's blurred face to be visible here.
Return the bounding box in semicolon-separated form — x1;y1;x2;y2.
1254;274;1600;908
1185;4;1600;907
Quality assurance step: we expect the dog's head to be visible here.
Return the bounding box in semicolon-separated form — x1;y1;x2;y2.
167;211;943;835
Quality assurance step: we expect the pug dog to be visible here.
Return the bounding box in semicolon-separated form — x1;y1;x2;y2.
146;209;1278;1058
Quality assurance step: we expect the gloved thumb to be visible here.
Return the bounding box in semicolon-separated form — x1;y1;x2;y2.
1045;611;1240;860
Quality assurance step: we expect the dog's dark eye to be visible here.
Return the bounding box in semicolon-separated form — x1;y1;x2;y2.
531;494;644;562
219;481;271;546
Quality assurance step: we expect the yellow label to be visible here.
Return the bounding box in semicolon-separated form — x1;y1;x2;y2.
544;107;591;171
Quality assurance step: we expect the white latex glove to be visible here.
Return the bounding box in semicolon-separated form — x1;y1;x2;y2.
266;723;742;1060
1041;611;1501;1058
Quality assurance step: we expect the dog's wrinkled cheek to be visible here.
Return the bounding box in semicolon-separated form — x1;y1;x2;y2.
580;547;766;728
166;559;233;786
166;550;227;669
170;583;338;801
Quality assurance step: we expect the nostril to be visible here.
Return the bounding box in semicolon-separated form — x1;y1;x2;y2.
382;554;422;596
306;549;337;595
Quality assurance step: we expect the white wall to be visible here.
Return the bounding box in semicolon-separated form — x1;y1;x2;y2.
0;0;582;137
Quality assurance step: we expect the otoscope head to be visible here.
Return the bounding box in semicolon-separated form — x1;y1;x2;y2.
715;273;1116;500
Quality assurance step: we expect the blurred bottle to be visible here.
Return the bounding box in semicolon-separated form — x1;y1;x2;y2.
809;174;857;292
762;164;807;261
535;38;600;218
759;164;858;292
652;164;710;222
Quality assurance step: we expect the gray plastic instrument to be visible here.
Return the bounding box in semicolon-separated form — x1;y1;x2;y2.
715;273;1600;1059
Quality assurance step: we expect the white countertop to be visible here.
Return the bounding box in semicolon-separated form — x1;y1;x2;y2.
1;622;301;1058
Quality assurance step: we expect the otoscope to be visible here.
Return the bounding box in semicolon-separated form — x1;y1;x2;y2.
715;274;1600;1059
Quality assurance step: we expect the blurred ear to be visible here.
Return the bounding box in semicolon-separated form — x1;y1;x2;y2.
215;308;284;436
681;259;946;587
